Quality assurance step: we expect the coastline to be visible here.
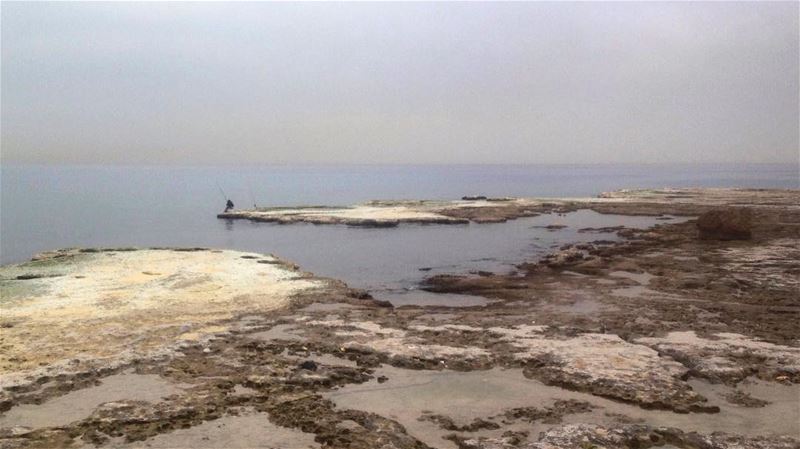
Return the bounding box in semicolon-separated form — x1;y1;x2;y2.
1;188;798;449
217;188;800;226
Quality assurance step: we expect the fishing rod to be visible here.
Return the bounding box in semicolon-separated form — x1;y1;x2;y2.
216;181;229;201
248;184;257;208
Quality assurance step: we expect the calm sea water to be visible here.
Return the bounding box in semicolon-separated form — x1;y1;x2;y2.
1;163;796;301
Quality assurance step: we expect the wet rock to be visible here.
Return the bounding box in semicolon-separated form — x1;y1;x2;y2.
579;225;627;233
422;274;528;294
533;424;800;449
266;396;430;449
541;248;586;268
418;413;500;432
462;196;488;201
472;216;509;224
14;274;62;280
447;434;533;449
723;389;769;407
346;289;373;300
491;326;713;412
637;331;800;384
678;276;706;289
453;423;800;449
348;219;400;228
529;224;567;231
697;208;752;240
499;400;595;424
299;360;319;371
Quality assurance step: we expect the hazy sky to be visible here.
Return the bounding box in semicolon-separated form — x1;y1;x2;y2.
2;2;798;165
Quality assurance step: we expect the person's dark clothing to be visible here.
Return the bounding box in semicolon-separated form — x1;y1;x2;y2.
225;199;234;212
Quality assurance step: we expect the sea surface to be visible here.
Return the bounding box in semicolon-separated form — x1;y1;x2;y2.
2;164;796;303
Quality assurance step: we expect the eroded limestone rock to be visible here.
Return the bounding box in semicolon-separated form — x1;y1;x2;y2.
491;327;712;412
637;331;800;383
453;424;800;449
305;318;492;368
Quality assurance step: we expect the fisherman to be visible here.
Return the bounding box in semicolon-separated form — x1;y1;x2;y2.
225;199;234;212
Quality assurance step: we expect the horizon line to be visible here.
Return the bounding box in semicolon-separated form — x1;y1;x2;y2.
2;161;798;169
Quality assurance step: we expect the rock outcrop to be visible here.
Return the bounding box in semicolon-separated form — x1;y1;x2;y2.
454;424;800;449
696;208;752;240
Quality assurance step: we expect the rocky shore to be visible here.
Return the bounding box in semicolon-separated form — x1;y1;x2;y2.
2;188;799;448
218;188;799;226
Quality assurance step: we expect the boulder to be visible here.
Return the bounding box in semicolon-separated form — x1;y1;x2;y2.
298;360;318;371
697;207;752;240
542;248;585;268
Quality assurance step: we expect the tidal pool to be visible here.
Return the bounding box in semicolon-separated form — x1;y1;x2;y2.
214;210;683;306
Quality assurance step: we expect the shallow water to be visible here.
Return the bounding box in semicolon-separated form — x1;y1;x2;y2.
251;324;305;341
317;210;681;305
609;270;654;285
611;285;664;299
227;209;677;306
234;210;677;305
93;408;320;449
326;366;800;449
381;291;495;308
545;296;612;316
0;372;183;429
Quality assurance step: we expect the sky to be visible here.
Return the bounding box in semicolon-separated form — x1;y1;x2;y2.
1;2;798;165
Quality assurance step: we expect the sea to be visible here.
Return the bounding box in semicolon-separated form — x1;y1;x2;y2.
1;163;797;304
